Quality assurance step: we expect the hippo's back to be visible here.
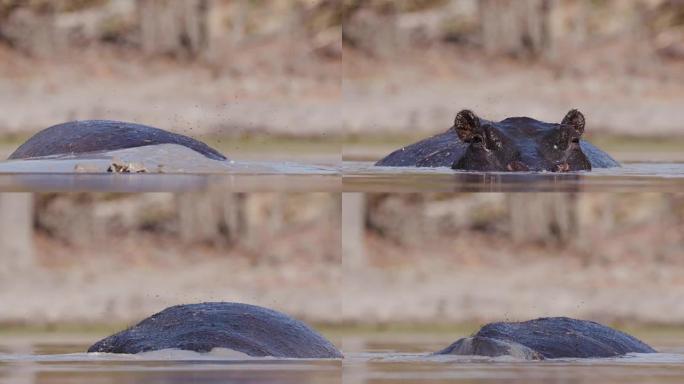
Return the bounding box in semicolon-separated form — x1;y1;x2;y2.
87;302;342;358
465;317;655;359
9;120;226;161
375;130;467;167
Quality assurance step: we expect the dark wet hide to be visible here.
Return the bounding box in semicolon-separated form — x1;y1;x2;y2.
436;317;656;360
9;120;226;161
88;302;343;358
376;110;620;172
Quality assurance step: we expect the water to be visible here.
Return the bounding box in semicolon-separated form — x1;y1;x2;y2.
343;161;684;192
2;333;683;383
2;144;683;192
0;172;341;193
0;341;341;384
0;145;340;192
345;353;684;383
2;157;683;193
341;335;684;383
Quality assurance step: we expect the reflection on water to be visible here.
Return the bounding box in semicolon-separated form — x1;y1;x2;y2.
342;335;684;384
3;333;684;383
0;342;341;384
2;149;684;192
343;161;684;192
0;173;341;193
344;353;684;383
0;145;340;192
0;144;340;175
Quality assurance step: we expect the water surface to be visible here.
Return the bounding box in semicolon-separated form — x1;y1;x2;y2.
0;145;340;192
0;341;340;384
343;161;684;192
3;334;683;384
2;145;682;192
342;334;684;383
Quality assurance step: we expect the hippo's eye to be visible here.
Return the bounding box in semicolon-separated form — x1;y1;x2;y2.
571;138;580;144
553;134;571;150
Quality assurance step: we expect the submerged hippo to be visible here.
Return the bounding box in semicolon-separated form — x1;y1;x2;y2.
88;302;342;358
376;109;619;172
436;317;655;360
8;120;226;161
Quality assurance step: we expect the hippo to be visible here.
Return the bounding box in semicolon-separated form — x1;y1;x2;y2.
376;109;619;172
87;302;342;358
436;317;656;360
8;120;226;161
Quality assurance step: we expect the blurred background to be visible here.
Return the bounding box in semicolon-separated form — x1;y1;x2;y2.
0;192;341;330
343;0;684;162
342;193;684;326
2;0;682;162
0;0;342;163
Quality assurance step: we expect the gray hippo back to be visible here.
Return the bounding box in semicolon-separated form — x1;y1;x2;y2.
9;120;226;161
376;109;619;172
436;317;655;360
88;302;342;358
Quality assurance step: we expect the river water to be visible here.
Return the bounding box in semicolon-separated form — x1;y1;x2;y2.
1;146;682;193
2;333;684;384
0;341;341;384
343;161;684;192
0;145;340;192
342;334;684;383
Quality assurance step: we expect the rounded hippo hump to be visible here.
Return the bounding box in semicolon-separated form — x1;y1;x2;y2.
87;302;343;358
8;120;226;161
436;317;656;359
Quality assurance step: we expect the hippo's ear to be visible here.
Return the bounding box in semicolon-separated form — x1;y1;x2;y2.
561;109;585;136
454;110;481;142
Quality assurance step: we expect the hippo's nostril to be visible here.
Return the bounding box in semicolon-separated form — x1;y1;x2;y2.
554;162;571;172
507;161;529;172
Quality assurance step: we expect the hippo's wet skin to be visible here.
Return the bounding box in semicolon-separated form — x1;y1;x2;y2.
376;109;619;172
436;317;656;360
88;302;342;358
8;120;226;161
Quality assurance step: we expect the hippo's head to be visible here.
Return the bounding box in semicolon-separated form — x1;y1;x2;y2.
452;109;592;172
